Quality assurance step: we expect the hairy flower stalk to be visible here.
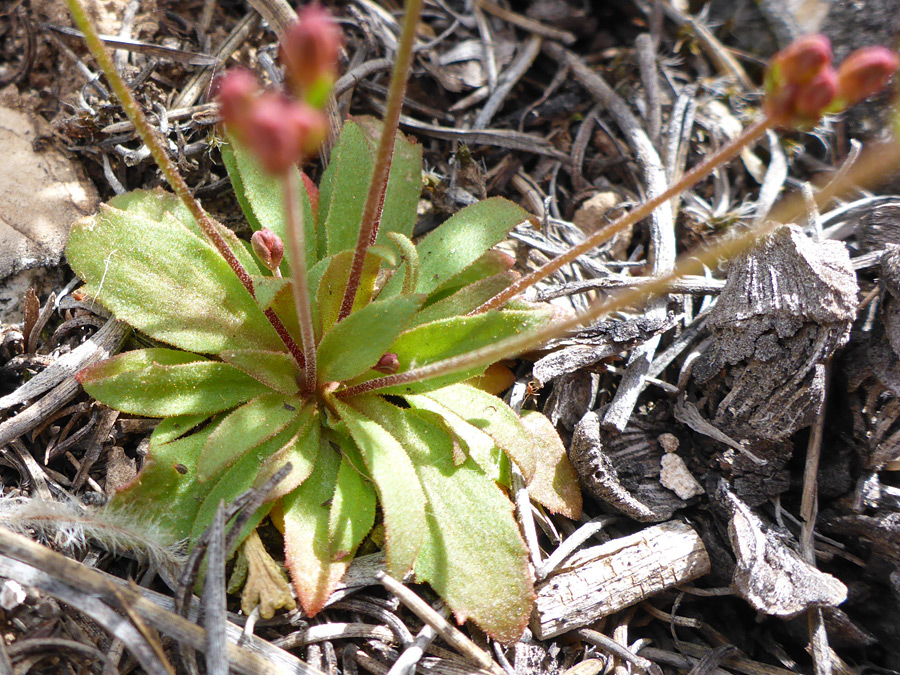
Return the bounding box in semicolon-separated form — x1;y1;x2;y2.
339;133;900;398
337;0;426;322
283;173;318;394
64;0;306;367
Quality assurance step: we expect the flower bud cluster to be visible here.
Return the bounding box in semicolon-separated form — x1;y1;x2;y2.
764;34;899;129
215;4;342;174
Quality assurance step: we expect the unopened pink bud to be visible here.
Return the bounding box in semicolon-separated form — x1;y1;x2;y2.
772;34;832;85
242;94;327;174
251;228;284;271
288;102;328;155
373;353;399;374
764;82;799;125
281;4;343;106
836;46;900;105
794;66;837;118
215;68;259;129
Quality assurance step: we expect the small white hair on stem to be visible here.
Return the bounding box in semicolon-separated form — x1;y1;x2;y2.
0;495;187;577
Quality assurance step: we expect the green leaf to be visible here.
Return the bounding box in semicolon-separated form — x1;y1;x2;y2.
111;418;224;541
317;294;424;382
430;249;515;298
424;383;535;482
376;309;552;394
519;410;582;519
188;454;276;548
197;393;304;481
252;275;291;312
254;408;321;501
320;121;374;257
220;349;301;395
107;188;262;276
410;271;517;327
315;250;381;337
151;414;210;445
319;118;423;258
189;406;317;545
385;232;419;295
77;348;271;416
331;395;426;577
281;442;345;616
67;204;283;354
329;445;376;561
351;395;533;642
405;393;504;481
355;116;423;245
221;133;317;273
412;198;528;295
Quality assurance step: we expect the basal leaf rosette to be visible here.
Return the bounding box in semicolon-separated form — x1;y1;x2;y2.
65;119;581;641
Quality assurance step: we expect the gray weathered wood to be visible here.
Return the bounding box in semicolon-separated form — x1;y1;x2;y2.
531;520;710;639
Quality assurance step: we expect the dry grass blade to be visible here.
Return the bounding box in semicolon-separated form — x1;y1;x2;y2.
375;572;505;675
0;527;325;675
202;502;229;675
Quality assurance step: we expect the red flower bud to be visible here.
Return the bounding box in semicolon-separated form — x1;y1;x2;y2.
764;82;799;125
288;102;328;155
251;228;285;272
794;65;837;118
836;46;900;105
281;4;343;106
771;34;832;86
241;93;327;174
215;68;259;129
373;353;399;374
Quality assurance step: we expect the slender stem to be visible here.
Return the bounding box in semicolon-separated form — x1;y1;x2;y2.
66;0;250;293
337;135;900;398
65;0;308;367
283;175;318;394
265;309;305;367
336;0;425;322
472;117;773;314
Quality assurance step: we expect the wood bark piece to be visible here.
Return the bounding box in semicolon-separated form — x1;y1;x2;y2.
721;484;847;618
842;245;900;493
692;224;857;443
534;314;674;388
691;224;858;444
569;410;690;522
530;520;710;639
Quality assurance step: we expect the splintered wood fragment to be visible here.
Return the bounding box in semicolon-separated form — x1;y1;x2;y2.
531;520;710;639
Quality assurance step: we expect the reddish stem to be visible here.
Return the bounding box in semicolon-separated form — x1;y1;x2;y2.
283;174;319;394
65;0;306;365
336;0;425;322
472;117;773;314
